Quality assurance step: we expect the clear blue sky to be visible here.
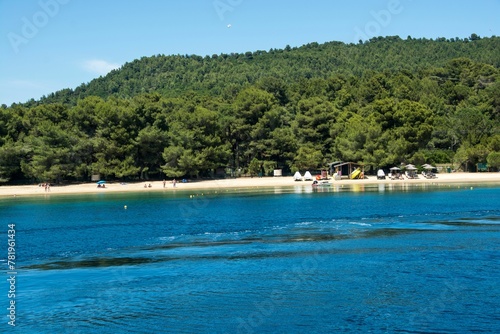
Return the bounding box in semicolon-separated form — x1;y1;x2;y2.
1;0;499;106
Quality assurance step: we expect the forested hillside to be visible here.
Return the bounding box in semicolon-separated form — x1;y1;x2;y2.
1;36;499;183
35;35;500;105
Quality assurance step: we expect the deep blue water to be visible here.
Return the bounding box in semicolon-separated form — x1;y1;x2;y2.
1;183;499;333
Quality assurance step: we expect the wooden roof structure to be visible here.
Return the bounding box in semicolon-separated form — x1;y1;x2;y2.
328;161;364;179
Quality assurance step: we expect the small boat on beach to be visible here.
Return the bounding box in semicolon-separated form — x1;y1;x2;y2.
312;180;332;188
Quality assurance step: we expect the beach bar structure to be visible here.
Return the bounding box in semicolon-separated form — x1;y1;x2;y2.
328;161;365;179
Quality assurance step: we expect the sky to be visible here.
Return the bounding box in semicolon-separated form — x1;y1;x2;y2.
1;0;499;106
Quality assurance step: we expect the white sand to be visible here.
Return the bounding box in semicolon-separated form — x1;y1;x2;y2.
1;172;500;198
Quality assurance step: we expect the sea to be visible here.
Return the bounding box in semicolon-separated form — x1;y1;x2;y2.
1;182;499;333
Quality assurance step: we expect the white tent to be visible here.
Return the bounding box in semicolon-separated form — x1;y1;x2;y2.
303;171;313;181
377;169;386;179
293;171;303;181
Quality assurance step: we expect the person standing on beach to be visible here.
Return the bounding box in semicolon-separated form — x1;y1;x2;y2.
173;179;176;188
163;179;166;188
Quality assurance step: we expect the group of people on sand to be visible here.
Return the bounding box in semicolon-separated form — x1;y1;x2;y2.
39;183;50;192
162;179;177;188
144;179;180;189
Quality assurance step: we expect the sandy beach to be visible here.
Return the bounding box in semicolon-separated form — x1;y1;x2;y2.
1;172;500;198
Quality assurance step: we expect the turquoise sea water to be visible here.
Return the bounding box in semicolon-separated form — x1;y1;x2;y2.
1;183;500;333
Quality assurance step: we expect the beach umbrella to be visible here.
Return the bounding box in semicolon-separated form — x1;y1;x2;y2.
390;166;401;171
422;164;435;170
97;180;106;184
405;164;417;170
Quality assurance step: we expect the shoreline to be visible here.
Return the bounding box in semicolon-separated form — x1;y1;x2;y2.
1;172;500;198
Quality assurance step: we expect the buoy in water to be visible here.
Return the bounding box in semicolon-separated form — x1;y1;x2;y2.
124;205;127;209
